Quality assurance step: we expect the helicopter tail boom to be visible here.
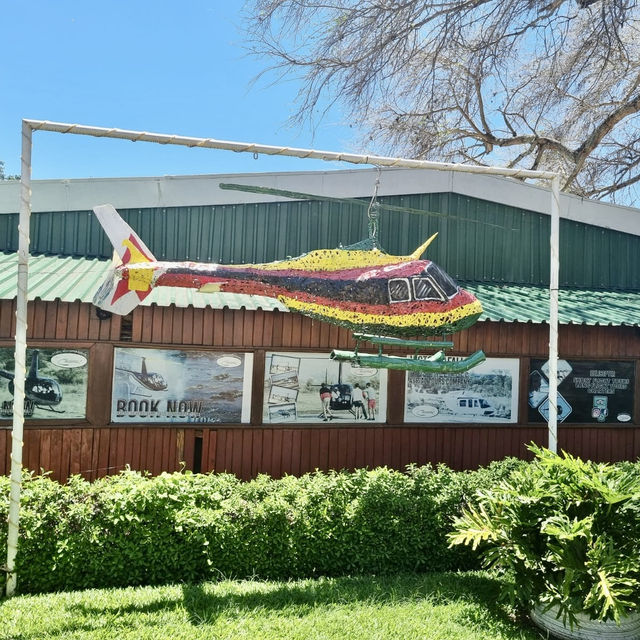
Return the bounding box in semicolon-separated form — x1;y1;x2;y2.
93;204;157;315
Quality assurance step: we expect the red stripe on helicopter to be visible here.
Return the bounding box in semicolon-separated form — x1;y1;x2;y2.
153;276;476;315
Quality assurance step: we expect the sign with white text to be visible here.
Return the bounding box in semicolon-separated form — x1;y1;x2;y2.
112;348;252;423
529;359;634;424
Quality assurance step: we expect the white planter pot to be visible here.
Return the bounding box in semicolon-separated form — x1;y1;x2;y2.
530;604;640;640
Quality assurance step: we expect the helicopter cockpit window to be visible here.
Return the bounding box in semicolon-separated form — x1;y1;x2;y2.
388;278;411;303
425;263;459;298
412;277;446;302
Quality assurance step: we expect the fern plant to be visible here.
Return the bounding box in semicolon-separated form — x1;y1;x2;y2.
449;445;640;626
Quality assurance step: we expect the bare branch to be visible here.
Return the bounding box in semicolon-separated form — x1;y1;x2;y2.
244;0;640;201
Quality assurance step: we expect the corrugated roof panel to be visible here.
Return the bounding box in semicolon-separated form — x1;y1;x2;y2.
464;281;640;326
0;253;19;299
1;192;639;290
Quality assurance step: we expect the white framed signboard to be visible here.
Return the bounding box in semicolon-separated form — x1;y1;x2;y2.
263;351;388;424
112;348;253;423
404;357;519;423
0;347;88;420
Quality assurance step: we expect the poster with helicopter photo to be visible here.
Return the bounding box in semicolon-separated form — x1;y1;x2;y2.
111;348;253;424
404;357;519;423
263;351;387;423
0;347;88;419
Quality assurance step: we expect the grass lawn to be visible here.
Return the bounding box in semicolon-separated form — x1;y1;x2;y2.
0;571;543;640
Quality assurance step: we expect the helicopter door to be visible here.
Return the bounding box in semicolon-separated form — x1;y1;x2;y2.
330;384;353;411
387;278;412;303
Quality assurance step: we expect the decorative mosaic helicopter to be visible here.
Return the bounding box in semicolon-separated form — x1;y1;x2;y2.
92;183;486;374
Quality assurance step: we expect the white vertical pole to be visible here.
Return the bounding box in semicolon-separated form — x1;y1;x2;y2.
547;175;561;453
5;121;32;597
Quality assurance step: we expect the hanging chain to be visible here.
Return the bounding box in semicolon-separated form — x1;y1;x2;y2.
367;168;382;245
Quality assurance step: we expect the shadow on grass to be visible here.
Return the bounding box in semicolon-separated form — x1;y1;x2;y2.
68;571;526;632
181;572;507;620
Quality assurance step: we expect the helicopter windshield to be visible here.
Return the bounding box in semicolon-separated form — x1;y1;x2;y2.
387;263;461;304
388;278;412;303
424;263;459;298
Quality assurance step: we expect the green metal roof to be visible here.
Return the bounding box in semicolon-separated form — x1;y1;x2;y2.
1;192;640;291
0;253;638;326
465;282;640;326
0;253;287;312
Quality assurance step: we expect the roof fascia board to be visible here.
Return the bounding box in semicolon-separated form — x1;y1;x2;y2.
0;167;638;237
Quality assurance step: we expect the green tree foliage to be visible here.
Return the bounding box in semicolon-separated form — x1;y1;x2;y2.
0;160;19;181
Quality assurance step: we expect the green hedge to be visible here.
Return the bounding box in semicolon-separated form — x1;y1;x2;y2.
1;459;526;594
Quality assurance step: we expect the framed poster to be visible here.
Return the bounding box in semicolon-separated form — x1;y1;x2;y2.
528;359;634;424
263;352;387;423
112;348;253;423
0;347;88;420
404;357;519;423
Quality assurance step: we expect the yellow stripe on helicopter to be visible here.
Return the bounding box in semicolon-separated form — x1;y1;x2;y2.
279;296;483;329
249;234;439;272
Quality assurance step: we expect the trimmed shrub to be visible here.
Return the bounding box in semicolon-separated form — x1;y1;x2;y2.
1;457;532;594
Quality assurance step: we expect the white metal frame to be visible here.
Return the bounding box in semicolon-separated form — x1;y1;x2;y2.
5;119;561;596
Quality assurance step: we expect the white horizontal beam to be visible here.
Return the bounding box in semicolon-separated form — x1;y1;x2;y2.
25;119;557;181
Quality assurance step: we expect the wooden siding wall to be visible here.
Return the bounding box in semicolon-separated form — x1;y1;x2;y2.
0;299;639;483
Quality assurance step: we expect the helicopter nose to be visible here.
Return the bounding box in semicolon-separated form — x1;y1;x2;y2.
453;287;483;330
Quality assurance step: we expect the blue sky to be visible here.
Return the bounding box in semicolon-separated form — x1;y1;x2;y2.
1;2;357;179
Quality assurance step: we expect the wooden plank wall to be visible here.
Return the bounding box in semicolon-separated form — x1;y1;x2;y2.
0;300;639;482
196;425;640;480
196;426;549;480
0;299;121;342
0;427;181;483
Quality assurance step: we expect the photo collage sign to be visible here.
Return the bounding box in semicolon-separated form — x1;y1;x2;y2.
263;352;387;424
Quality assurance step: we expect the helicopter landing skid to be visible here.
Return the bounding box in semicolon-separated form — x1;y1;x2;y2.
38;405;66;414
330;333;486;374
